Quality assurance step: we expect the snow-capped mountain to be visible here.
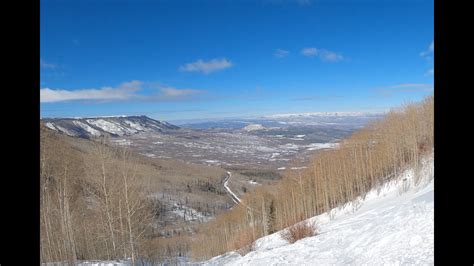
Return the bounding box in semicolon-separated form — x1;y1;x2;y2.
42;115;179;138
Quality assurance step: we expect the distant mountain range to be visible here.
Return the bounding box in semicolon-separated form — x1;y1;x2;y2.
176;112;385;130
263;111;386;118
41;115;179;138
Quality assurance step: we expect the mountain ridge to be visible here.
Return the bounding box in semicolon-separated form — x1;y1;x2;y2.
41;115;179;138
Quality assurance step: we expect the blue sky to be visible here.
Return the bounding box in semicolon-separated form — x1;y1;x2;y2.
40;0;434;122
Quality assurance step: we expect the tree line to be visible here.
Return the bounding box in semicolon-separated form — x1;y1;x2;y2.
191;95;434;260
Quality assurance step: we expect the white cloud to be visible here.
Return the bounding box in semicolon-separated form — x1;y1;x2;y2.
420;41;434;58
318;49;344;62
40;80;207;103
40;87;133;103
274;49;290;58
301;47;343;62
426;68;434;75
40;81;142;103
301;47;318;57
120;80;143;89
179;58;233;74
40;59;56;70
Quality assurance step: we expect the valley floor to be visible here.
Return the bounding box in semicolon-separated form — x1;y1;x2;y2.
201;154;434;265
45;154;434;266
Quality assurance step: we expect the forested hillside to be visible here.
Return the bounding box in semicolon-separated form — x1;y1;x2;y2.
203;152;434;265
40;126;231;264
191;95;434;260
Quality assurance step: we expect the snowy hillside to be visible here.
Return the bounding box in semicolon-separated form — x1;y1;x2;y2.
42;115;179;138
42;153;434;266
202;153;434;265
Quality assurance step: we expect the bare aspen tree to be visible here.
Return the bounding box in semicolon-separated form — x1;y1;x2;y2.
191;95;434;260
40;128;79;265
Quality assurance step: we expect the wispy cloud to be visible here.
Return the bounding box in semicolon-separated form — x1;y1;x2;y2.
301;47;318;57
40;59;57;70
318;50;344;62
301;47;344;62
274;49;290;58
420;41;434;58
426;68;434;76
179;58;233;74
40;80;207;103
158;86;205;101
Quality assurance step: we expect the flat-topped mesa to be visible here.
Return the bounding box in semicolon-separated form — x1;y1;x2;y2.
41;115;179;138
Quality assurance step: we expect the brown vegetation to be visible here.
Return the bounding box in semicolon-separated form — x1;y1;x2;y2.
40;130;155;264
280;220;318;244
190;95;434;260
40;126;231;264
232;227;257;255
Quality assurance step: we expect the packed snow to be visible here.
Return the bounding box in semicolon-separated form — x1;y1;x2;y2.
202;153;434;265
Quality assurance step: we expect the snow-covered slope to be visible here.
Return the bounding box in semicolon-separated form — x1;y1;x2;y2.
42;115;179;138
202;153;434;265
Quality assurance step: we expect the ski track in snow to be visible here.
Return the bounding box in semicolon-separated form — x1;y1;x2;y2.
224;171;241;204
201;153;434;265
